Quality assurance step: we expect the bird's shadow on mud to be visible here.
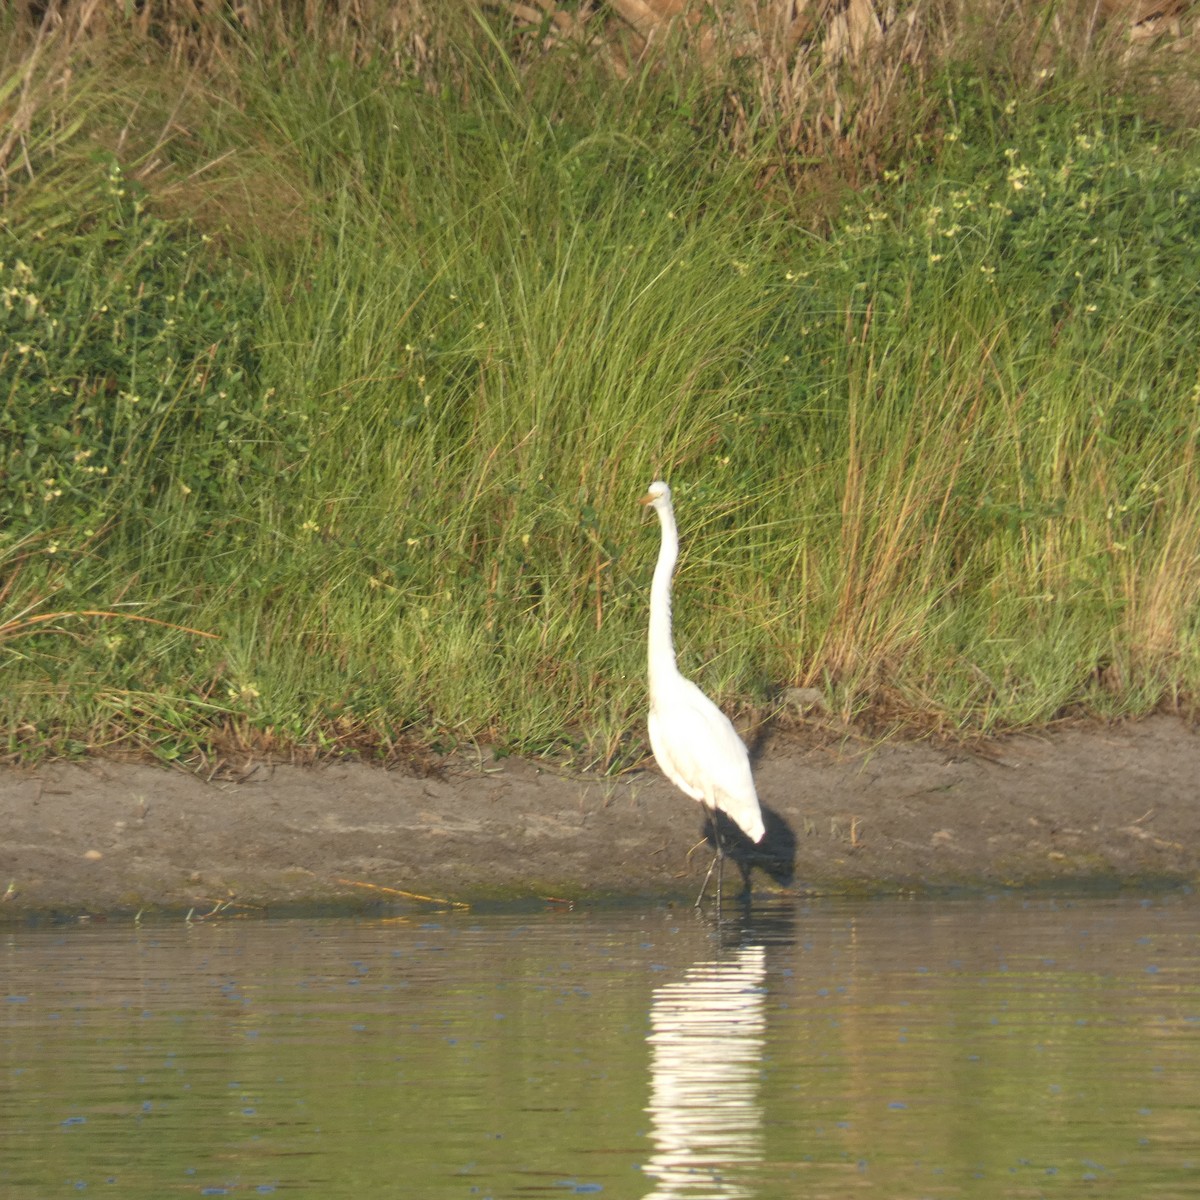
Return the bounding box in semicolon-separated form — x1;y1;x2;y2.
704;806;796;893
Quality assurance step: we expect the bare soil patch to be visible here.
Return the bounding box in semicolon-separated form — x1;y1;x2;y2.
1;716;1196;917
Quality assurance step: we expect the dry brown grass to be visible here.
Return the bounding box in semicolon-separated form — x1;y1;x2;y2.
493;0;1198;176
8;1;1198;176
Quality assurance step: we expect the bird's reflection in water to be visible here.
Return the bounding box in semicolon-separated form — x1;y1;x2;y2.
642;941;767;1199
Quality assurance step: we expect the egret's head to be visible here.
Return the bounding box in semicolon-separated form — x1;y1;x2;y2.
639;480;671;510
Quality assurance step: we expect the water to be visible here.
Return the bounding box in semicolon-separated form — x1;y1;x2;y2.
2;894;1199;1199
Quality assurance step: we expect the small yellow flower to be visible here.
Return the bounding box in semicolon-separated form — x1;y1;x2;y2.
1006;162;1033;192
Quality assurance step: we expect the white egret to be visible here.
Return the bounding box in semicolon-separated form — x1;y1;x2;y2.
640;479;765;908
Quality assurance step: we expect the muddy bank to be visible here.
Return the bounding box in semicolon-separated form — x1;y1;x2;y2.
1;716;1197;917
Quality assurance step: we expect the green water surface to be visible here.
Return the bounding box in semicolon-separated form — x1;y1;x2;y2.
2;895;1198;1198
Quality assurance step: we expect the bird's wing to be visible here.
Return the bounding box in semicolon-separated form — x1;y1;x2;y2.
649;675;764;842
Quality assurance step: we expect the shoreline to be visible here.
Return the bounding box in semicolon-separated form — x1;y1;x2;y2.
2;715;1197;918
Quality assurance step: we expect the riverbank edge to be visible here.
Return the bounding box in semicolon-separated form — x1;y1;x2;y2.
1;715;1197;919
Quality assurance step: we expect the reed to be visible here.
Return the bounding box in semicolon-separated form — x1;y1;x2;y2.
2;3;1197;764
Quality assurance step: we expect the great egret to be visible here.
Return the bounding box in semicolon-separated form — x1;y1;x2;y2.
640;480;765;908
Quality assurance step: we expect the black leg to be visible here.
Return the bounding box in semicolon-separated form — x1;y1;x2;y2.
695;848;718;908
694;808;725;912
715;837;724;923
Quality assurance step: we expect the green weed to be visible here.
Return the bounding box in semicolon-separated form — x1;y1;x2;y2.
2;6;1198;766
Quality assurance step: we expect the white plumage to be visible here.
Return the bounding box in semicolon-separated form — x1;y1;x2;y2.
640;480;765;904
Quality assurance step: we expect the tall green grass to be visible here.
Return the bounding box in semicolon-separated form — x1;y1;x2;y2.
2;12;1199;766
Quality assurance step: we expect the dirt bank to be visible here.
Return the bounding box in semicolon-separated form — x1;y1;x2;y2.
1;716;1197;917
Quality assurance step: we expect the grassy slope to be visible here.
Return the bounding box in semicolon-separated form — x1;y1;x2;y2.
2;12;1198;766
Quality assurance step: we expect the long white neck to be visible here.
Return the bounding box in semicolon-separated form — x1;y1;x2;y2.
648;499;680;688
